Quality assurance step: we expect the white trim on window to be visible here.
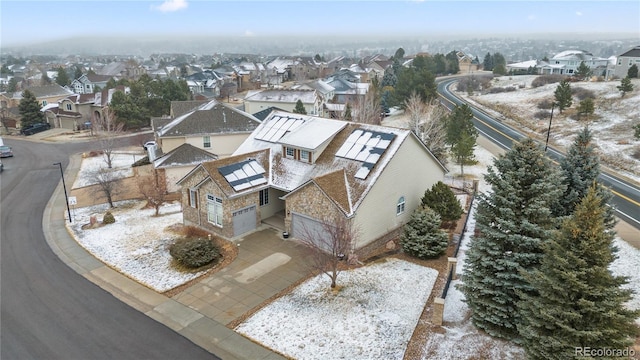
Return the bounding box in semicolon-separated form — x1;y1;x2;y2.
189;189;198;208
259;189;269;206
396;196;406;215
203;135;211;148
207;194;223;226
285;147;295;158
300;150;310;162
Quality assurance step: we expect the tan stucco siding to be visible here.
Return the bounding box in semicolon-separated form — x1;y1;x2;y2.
164;166;195;193
162;134;249;157
161;137;185;153
352;136;445;248
259;188;286;219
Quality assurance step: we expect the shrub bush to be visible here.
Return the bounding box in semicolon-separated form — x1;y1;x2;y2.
401;207;449;259
534;110;551;120
422;181;464;225
531;74;565;88
102;211;115;224
572;87;596;100
537;99;554;110
132;156;151;167
170;237;220;268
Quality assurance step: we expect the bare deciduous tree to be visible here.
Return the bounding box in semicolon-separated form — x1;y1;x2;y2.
405;92;448;164
92;167;121;208
137;169;168;216
351;87;382;125
298;216;359;289
92;108;124;169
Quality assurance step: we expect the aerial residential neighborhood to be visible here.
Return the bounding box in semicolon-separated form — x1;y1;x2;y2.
1;1;639;359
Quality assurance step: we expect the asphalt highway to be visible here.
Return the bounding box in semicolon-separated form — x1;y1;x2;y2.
437;77;640;230
0;137;217;359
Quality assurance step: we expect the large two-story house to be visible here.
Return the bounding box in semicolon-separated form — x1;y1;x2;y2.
177;110;447;249
243;89;322;116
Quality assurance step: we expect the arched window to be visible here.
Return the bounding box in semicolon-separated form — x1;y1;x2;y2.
396;196;405;215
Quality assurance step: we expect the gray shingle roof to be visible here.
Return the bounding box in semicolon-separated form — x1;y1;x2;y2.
619;46;640;58
154;143;218;168
25;84;74;98
170;100;210;118
158;100;261;137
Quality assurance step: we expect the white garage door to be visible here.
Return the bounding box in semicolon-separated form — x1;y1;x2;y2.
291;213;330;251
233;205;257;237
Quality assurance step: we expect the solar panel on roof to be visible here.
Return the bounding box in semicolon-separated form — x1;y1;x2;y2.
335;128;396;180
218;159;267;191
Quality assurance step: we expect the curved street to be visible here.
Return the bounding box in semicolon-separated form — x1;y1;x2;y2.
436;77;640;232
0;137;217;359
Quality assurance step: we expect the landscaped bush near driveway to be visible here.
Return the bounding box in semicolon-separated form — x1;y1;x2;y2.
170;237;221;269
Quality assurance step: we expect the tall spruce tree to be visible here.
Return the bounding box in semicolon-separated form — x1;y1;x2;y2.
55;66;70;87
18;89;46;128
518;186;640;360
574;61;592;80
446;104;478;177
617;76;633;97
554;79;572;113
461;138;565;341
557;127;616;229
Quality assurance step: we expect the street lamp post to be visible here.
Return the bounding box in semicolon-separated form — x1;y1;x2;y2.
544;102;555;152
53;162;72;223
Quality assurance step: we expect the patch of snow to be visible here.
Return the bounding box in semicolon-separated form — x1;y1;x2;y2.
66;200;207;293
72;152;138;188
236;258;438;360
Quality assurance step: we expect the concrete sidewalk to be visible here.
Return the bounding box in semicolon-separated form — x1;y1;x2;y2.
43;153;312;360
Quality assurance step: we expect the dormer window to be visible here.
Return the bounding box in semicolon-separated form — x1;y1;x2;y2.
285;147;295;158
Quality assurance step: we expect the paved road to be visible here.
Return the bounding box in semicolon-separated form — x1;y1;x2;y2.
1;137;217;359
437;77;640;231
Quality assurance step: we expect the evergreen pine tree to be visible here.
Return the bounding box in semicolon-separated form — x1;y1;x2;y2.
627;64;638;78
421;181;463;227
293;99;307;114
576;98;594;120
554;80;573;113
483;52;494;71
401;207;448;259
617;76;633;97
55;66;70;87
575;61;592;80
18;89;46;128
461;138;565;341
446;104;478;177
518;186;640;360
557;127;616;228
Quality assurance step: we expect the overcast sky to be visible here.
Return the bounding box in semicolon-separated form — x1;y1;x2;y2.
2;0;639;46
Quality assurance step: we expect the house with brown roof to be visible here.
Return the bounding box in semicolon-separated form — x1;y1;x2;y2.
176;110;447;247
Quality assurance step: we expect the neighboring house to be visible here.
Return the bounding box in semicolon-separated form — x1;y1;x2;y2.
613;45;640;79
324;77;369;104
91;86;130;124
457;51;482;74
70;74;112;94
508;50;611;76
243;89;321;116
177;110;447;247
155;99;261;157
95;61;146;80
24;84;74;108
153;143;219;193
43;93;95;130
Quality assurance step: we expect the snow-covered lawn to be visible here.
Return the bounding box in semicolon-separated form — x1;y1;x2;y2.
66;200;208;292
72;151;141;188
236;258;438;360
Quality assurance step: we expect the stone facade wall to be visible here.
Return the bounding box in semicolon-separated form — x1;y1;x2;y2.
284;183;344;235
180;168;262;239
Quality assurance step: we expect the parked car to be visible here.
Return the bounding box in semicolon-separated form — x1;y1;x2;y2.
21;123;51;136
0;145;13;157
